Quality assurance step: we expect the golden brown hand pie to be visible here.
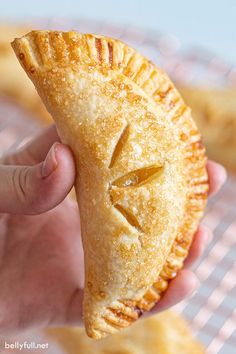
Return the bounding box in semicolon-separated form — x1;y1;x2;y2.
47;311;205;354
12;31;208;339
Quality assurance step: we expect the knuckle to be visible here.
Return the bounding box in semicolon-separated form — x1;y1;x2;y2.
12;166;32;206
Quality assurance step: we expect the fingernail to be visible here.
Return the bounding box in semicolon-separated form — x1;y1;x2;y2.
41;143;58;178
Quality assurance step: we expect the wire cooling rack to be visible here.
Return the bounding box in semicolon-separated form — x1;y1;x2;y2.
0;19;236;354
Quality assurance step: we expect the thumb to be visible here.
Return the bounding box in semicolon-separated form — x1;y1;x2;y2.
0;143;75;215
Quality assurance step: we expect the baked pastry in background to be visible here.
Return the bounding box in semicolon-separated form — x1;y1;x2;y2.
12;30;208;339
47;311;205;354
179;86;236;173
0;24;51;124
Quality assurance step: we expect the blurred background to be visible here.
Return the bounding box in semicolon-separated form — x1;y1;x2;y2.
0;1;235;354
1;0;236;64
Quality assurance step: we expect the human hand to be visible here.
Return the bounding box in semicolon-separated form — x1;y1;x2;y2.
0;125;227;334
0;125;83;334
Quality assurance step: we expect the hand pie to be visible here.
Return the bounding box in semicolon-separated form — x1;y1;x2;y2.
12;31;208;339
47;311;205;354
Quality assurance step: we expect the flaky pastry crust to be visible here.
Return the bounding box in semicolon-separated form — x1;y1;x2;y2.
12;31;208;339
